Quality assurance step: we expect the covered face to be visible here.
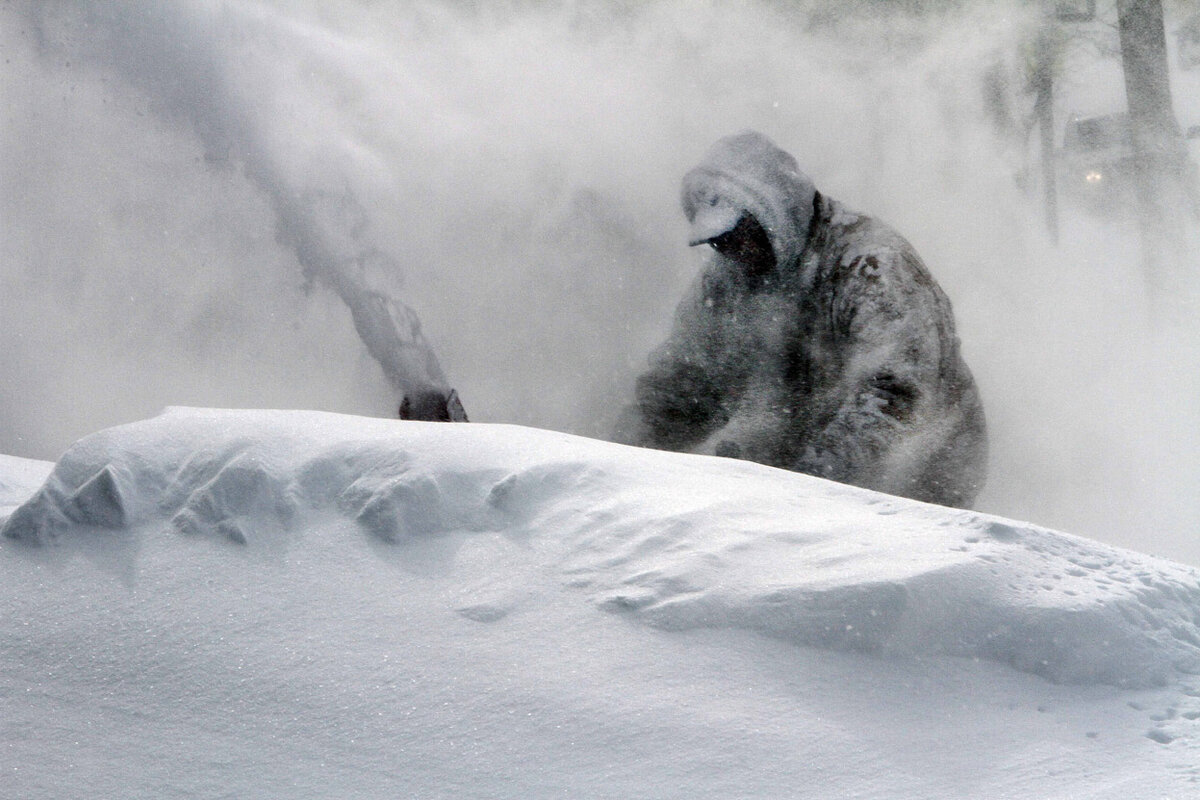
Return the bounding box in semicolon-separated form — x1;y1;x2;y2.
706;213;777;273
680;131;817;268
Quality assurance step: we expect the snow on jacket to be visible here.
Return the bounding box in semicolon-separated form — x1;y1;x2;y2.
615;131;987;508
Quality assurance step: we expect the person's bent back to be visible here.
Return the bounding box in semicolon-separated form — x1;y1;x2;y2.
614;131;987;509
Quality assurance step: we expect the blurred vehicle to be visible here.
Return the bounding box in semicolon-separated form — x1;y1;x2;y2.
1058;111;1200;221
1057;112;1136;216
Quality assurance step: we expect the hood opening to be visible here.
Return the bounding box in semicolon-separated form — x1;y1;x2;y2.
681;131;817;267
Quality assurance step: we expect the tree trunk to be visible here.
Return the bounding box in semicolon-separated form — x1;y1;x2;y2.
1033;29;1059;245
1117;0;1187;293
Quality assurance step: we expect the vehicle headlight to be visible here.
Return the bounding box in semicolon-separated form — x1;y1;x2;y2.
1085;169;1104;183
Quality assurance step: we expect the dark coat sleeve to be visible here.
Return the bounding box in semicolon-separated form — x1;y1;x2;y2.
613;272;740;451
794;248;947;485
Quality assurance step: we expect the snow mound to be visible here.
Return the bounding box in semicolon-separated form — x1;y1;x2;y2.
0;453;54;522
6;407;1200;689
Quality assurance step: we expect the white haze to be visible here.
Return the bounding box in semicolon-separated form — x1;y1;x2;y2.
1;1;1197;563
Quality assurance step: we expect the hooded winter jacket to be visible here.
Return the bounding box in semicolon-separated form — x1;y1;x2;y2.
616;131;987;508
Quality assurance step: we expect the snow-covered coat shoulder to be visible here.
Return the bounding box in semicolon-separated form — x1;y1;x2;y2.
617;131;987;508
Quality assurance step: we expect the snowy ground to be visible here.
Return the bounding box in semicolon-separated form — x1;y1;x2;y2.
3;409;1199;799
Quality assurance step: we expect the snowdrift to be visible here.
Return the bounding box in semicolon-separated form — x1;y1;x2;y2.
0;454;53;520
6;407;1200;798
6;407;1200;690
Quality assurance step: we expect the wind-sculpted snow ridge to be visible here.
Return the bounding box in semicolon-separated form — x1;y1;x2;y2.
5;407;1200;689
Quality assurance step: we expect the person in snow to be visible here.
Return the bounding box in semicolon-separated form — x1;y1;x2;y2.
614;131;987;508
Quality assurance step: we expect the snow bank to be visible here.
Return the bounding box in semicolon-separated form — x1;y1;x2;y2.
0;453;53;520
5;407;1200;689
